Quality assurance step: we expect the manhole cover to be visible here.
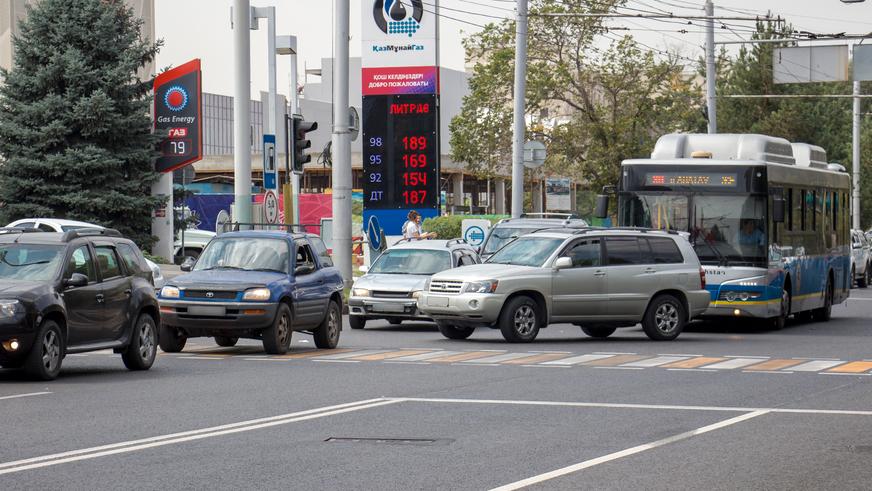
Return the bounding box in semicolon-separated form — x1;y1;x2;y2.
325;437;453;446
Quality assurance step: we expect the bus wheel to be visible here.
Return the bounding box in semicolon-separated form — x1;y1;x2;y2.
812;279;833;322
772;289;790;330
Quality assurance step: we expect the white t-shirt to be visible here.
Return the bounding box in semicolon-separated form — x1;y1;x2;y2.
403;220;420;239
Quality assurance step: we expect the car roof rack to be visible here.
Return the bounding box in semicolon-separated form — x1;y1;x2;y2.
520;212;579;219
61;228;122;241
445;238;469;247
220;222;321;234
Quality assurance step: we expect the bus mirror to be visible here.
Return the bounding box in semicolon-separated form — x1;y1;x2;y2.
594;195;609;219
773;197;785;223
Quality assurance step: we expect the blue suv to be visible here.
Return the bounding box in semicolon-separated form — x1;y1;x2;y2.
157;231;344;354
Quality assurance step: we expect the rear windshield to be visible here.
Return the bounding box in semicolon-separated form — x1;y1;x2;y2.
369;249;451;275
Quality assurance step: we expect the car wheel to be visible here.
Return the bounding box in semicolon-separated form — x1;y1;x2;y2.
499;296;541;343
581;326;617;338
812;278;833;322
771;288;791;330
122;314;157;371
183;248;201;260
388;318;402;325
349;316;366;330
24;320;64;381
263;303;292;354
437;322;475;340
159;325;187;353
851;266;856;288
214;336;238;347
314;300;342;349
861;267;870;289
642;294;685;341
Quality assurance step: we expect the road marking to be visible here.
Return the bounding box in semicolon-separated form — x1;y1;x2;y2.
621;356;689;368
389;350;457;362
177;356;226;360
791;360;845;372
462;353;540;364
667;368;717;373
489;410;769;491
700;358;763;370
593;352;637;355
542;354;614;366
349;350;433;361
427;351;502;363
657;353;703;357
502;353;573;365
384;361;430;365
453;363;501;367
0;392;51;402
594;366;644;371
521;364;571;369
273;349;354;359
661;357;726;369
744;359;805;371
742;370;793;375
312;359;360;364
822;372;872;377
313;349;391;360
827;361;872;373
584;355;646;366
0;398;399;476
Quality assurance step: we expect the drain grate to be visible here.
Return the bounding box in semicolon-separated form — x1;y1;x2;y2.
325;437;453;446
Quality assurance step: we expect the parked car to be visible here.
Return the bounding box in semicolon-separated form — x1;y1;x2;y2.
5;218;166;290
419;228;709;343
348;239;480;329
0;228;160;380
157;230;343;354
174;227;216;260
850;229;871;288
478;214;589;261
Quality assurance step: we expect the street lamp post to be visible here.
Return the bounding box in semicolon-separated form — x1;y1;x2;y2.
232;0;252;227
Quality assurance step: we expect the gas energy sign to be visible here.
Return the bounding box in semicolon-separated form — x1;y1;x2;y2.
154;59;203;173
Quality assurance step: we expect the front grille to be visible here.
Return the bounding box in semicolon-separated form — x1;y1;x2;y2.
429;280;463;295
372;291;411;299
183;290;238;300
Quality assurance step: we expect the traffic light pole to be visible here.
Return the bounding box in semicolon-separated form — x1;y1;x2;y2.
284;114;294;227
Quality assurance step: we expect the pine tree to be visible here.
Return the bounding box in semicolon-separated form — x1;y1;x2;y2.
0;0;162;247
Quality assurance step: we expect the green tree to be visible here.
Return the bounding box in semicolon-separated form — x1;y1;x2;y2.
0;0;162;246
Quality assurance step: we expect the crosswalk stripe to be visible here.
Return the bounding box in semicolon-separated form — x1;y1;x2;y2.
826;361;872;373
621;356;690;368
583;355;647;366
542;354;615;366
502;353;574;365
349;350;433;361
744;359;805;371
789;360;844;372
661;357;726;369
313;349;392;360
389;350;457;362
272;349;354;359
462;353;541;364
701;358;765;370
427;351;504;363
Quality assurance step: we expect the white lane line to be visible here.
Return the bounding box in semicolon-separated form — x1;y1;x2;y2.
0;398;398;476
724;355;769;359
594;366;643;371
530;351;573;354
667;368;717;373
621;356;689;368
177;356;225;360
821;372;872;377
390;350;458;362
312;359;360;364
791;360;844;372
742;370;792;375
489;410;769;491
313;349;390;360
702;358;764;370
384;361;430;365
452;363;501;367
521;365;570;369
657;353;703;357
542;354;614;366
593;352;636;355
462;353;539;364
0;392;51;402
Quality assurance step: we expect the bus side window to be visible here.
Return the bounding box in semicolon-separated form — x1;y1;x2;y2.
799;190;807;231
832;193;838;231
812;190;818;232
787;188;793;232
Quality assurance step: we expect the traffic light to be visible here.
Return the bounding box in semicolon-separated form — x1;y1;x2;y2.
292;116;318;174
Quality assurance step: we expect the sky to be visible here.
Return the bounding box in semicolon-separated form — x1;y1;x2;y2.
154;0;872;100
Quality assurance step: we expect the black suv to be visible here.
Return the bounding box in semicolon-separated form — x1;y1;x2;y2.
0;228;160;380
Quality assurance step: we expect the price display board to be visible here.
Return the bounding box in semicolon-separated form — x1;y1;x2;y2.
362;94;439;211
154;59;202;173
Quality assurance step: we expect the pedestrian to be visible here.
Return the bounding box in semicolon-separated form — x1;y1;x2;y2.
403;210;437;240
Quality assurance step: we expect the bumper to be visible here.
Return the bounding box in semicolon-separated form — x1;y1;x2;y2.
348;296;429;320
701;300;774;318
417;292;507;327
686;290;716;319
0;315;36;360
159;299;278;335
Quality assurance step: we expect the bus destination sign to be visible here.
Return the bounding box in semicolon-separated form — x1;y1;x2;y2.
645;172;737;187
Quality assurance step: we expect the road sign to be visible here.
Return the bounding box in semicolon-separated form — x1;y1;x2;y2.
264;190;279;224
215;209;230;234
462;219;491;248
154;59;202;173
523;140;546;169
263;134;277;192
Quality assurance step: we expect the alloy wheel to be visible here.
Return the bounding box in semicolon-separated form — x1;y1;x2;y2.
277;312;290;346
513;305;536;336
139;322;155;360
42;330;60;373
655;303;679;334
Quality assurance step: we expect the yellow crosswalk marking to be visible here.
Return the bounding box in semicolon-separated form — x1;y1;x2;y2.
584;355;646;366
826;361;872;373
427;351;503;363
662;357;726;369
350;350;433;361
744;359;805;371
273;349;354;359
501;353;574;365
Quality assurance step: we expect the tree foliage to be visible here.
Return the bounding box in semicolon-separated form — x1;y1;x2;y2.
0;0;162;246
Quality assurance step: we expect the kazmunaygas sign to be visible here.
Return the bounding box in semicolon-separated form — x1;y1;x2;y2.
362;0;438;96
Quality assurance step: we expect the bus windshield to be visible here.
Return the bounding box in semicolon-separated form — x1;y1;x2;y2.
622;193;767;267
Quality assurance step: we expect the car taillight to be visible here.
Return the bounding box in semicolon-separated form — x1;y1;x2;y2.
699;267;706;289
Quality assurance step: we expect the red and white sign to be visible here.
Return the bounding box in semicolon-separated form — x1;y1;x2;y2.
263;190;279;224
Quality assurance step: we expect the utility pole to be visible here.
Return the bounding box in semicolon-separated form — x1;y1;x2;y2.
853;80;861;229
332;0;352;286
510;0;529;218
232;0;252;226
705;0;717;134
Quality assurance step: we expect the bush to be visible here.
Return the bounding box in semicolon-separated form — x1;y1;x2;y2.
422;215;507;240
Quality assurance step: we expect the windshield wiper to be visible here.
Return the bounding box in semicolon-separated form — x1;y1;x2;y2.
693;238;728;267
201;266;245;271
247;268;286;273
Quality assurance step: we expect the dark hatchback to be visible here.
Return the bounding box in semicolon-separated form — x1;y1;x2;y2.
158;230;344;354
0;228;160;380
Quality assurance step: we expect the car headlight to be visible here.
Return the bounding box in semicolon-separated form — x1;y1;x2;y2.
0;300;20;318
411;290;423;299
242;288;271;301
463;280;499;294
160;286;180;299
352;288;371;297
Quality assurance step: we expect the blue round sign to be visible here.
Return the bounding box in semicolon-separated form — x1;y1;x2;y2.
464;225;486;247
367;215;383;250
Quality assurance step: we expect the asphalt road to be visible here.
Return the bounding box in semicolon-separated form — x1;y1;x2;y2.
2;289;872;490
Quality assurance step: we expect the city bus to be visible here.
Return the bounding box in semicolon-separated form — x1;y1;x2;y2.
598;134;851;328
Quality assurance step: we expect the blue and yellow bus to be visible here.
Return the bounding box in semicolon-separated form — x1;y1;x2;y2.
602;134;851;328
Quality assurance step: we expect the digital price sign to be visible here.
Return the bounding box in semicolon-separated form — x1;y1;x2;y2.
362;94;439;212
645;172;737;187
154;59;202;173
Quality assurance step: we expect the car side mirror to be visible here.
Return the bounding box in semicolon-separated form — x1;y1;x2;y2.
594;195;609;219
554;257;573;270
64;273;88;288
180;258;195;272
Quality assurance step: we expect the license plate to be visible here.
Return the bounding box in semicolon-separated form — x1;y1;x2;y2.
371;303;406;313
427;297;450;307
188;305;226;316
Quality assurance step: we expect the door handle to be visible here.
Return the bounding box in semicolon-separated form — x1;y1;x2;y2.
594;271;606;277
95;293;105;303
644;268;657;274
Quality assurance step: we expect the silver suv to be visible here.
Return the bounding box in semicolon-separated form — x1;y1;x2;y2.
478;214;589;261
418;228;710;342
348;239;479;329
850;229;871;288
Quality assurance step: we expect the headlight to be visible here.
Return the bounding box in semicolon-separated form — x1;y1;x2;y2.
160;286;180;299
411;290;423;299
352;288;371;297
242;288;271;301
0;300;19;318
463;280;499;294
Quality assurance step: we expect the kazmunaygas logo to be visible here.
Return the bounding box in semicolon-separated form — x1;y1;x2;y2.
373;0;424;37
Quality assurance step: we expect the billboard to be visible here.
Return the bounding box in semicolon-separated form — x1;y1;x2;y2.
154;59;203;173
361;0;440;234
773;46;849;84
546;178;572;211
